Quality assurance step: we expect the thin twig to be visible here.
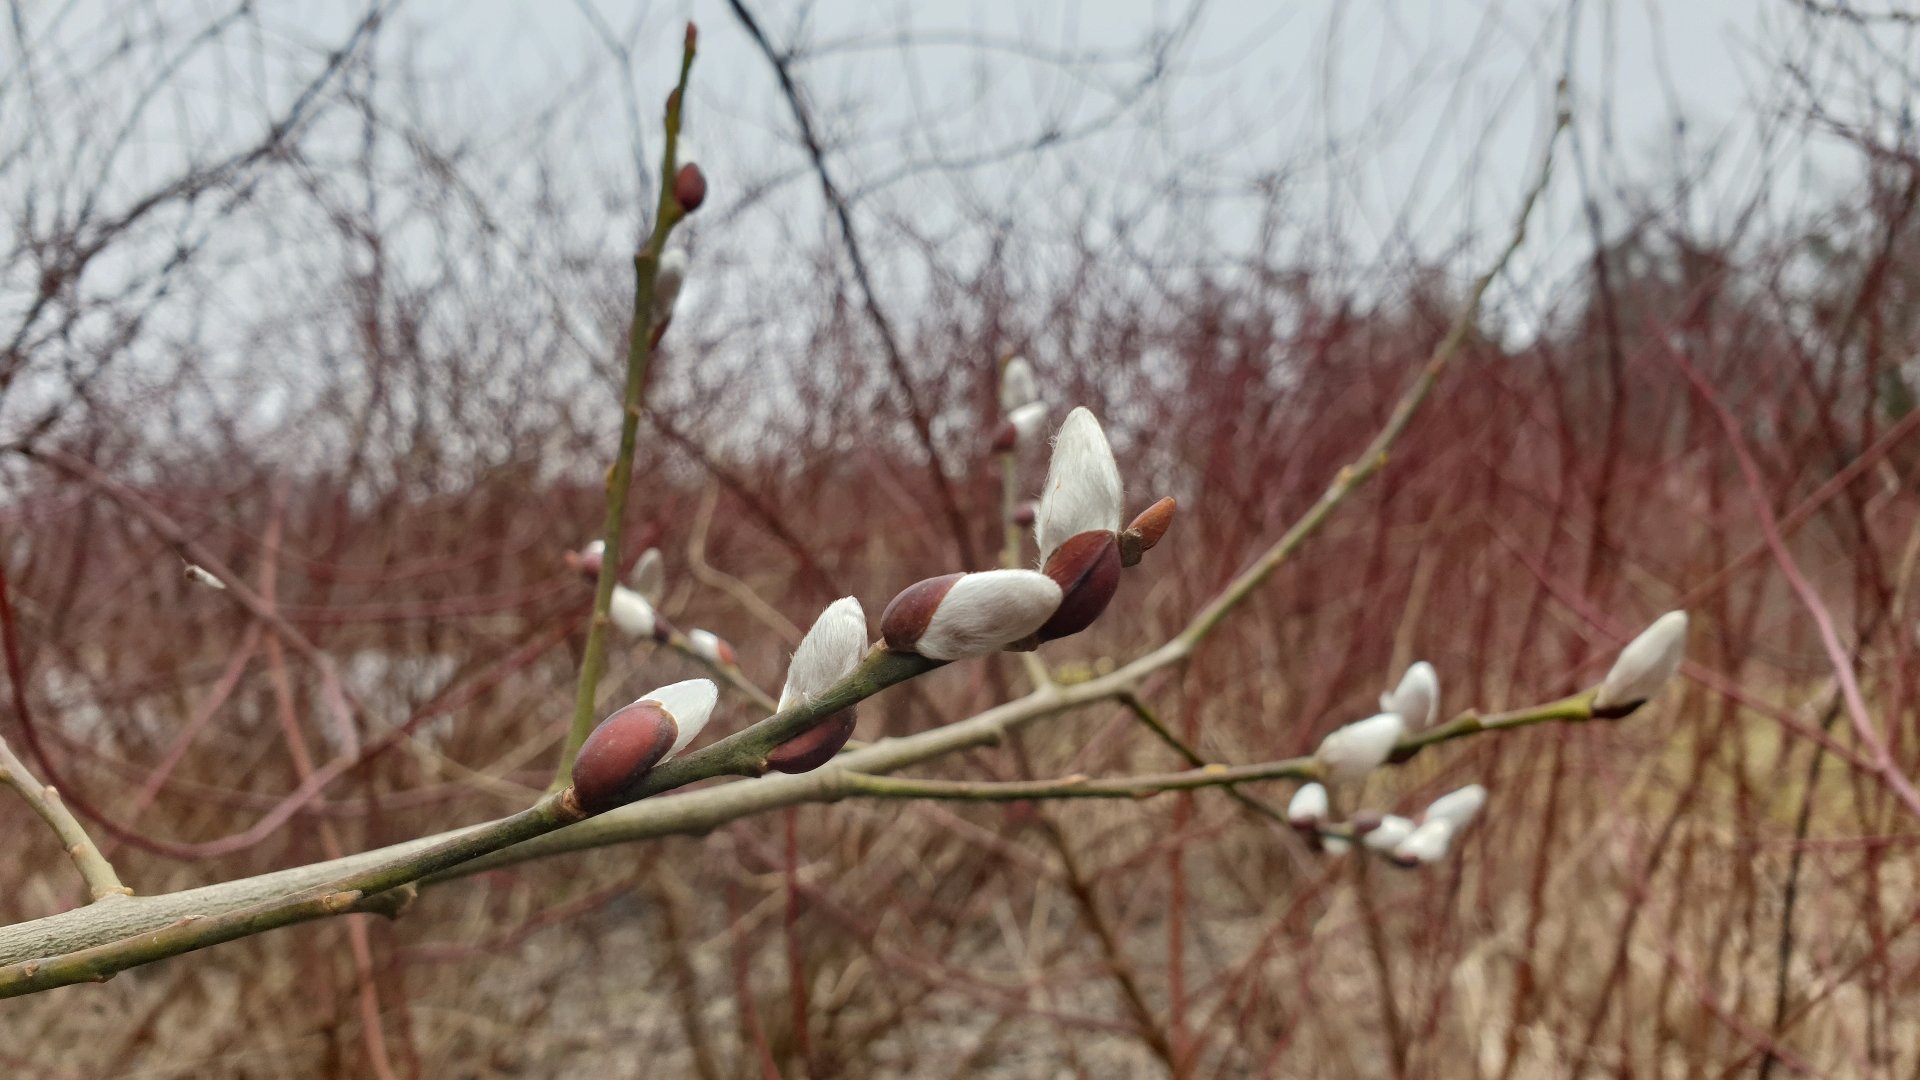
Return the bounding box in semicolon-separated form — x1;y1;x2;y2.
552;27;701;789
0;561;130;902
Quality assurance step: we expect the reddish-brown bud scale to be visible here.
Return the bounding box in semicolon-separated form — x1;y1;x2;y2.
1013;501;1037;528
572;701;678;813
1128;497;1176;551
990;420;1018;453
881;573;962;652
1035;530;1121;641
766;708;857;774
685;21;698;50
675;163;707;212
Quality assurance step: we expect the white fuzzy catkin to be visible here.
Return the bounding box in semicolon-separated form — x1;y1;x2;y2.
916;570;1064;661
1000;355;1039;412
654;249;688;319
1321;835;1353;855
780;597;868;711
1287;782;1329;827
184;564;226;590
688;629;728;665
1595;611;1688;710
1008;401;1049;444
1034;407;1124;561
631;547;665;603
608;585;657;638
1393;819;1455;864
1380;661;1440;729
1362;815;1417;852
1422;785;1486;831
644;679;718;760
1314;712;1406;782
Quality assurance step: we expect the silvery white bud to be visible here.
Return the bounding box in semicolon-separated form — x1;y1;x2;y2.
1392;819;1455;865
647;678;719;760
1595;611;1688;711
655;249;688;319
779;597;868;711
609;584;658;638
1314;713;1406;782
184;564;226;590
1379;661;1439;729
881;569;1064;661
1362;814;1417;852
1422;785;1486;831
1008;401;1049;444
1035;407;1123;562
631;546;666;604
1321;835;1352;855
687;629;733;666
1287;782;1329;827
1000;355;1039;412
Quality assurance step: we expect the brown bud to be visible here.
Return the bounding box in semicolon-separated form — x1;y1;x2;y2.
685;21;698;51
1012;501;1037;528
767;708;856;774
990;419;1017;454
674;163;707;213
563;549;600;582
1119;496;1176;567
572;701;678;813
1035;530;1121;642
880;573;962;653
1349;809;1385;834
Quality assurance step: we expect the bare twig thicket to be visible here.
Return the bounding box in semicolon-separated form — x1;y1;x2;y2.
3;2;1920;1077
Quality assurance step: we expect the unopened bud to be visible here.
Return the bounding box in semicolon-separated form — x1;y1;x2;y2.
571;679;717;812
184;564;226;590
1034;529;1121;642
1379;661;1439;729
1118;496;1176;566
767;708;856;774
1012;501;1037;528
1391;819;1455;866
880;569;1063;661
687;628;736;667
1422;784;1485;831
778;597;867;710
1287;782;1329;828
1035;407;1123;563
991;420;1018;454
675;162;707;213
1362;814;1417;852
1314;713;1406;782
1594;611;1688;716
655;249;687;321
999;355;1039;412
609;584;659;639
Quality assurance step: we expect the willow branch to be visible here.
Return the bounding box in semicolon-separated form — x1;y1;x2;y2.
553;28;701;789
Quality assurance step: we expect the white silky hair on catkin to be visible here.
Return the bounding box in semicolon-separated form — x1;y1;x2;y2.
1009;401;1050;444
655;248;688;317
1423;785;1486;831
631;547;666;603
779;597;869;711
1000;355;1039;412
1362;815;1417;852
1379;660;1439;729
645;679;719;760
1034;407;1124;561
1394;819;1455;864
916;570;1064;661
1314;712;1406;782
1596;610;1689;709
688;629;726;664
608;585;657;638
1287;782;1329;826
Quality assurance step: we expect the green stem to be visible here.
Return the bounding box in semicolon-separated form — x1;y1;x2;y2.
552;33;700;790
